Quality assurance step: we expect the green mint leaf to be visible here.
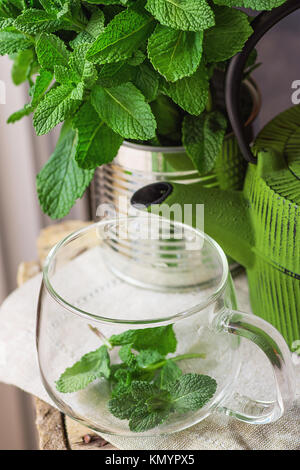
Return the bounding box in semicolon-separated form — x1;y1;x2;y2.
56;345;110;393
36;32;70;70
15;9;63;34
127;49;146;66
39;0;62;14
31;68;54;107
133;62;160;102
204;7;252;63
111;380;131;398
119;344;138;368
69;45;98;88
86;6;154;64
36;122;94;219
123;381;173;432
167;373;217;412
145;0;214;32
212;0;286;10
156;360;182;389
129;404;170;432
0;0;20;18
110;324;177;355
85;0;125;4
136;349;165;368
131;381;155;400
11;49;34;85
0;31;32;55
70;31;94;48
54;65;76;84
7;104;33;124
148;24;203;82
108;391;137;420
0;18;15;30
33;83;81;135
91;82;157;140
97;61;135;88
73;101;123;170
163;63;209;115
85;9;105;38
183;111;227;173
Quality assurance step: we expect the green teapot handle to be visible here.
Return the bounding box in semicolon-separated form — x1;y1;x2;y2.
225;0;300;164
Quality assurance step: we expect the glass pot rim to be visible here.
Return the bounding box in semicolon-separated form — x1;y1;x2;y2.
42;216;229;326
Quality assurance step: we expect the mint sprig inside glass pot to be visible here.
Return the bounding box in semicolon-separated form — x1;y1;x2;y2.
56;324;216;433
0;0;285;218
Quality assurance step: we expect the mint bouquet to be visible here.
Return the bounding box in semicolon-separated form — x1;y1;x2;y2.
0;0;286;218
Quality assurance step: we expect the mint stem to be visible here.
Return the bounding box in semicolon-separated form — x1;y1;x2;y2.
88;324;113;350
144;353;206;371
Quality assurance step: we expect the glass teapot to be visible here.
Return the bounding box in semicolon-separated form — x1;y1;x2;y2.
36;215;295;436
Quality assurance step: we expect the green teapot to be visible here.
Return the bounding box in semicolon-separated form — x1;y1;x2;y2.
131;0;300;349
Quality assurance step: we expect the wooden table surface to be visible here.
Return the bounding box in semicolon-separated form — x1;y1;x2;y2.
17;221;117;451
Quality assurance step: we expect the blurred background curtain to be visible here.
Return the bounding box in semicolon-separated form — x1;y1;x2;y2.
0;9;299;450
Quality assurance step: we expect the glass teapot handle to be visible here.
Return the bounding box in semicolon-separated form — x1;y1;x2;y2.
225;0;300;164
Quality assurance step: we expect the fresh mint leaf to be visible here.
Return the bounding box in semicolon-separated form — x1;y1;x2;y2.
69;45;98;88
91;82;157;140
167;373;217;412
108;391;138;420
85;0;125;4
33;83;81;135
0;18;15;30
136;349;165;368
37;122;94;218
204;7;252;63
212;0;286;10
11;49;34;85
145;0;215;32
110;324;177;355
127;49;146;66
183;111;227;173
163;63;209;115
15;9;63;34
54;65;77;84
119;344;137;368
109;380;172;432
31;68;54;106
70;31;94;48
148;24;203;82
7;104;33;123
36;32;70;70
131;381;157;400
133;62;160;102
129;403;170;432
73;101;122;169
86;6;155;64
56;345;110;393
97;61;135;87
0;31;32;55
0;0;22;18
156;360;182;389
85;9;105;38
39;0;62;15
129;383;173;432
